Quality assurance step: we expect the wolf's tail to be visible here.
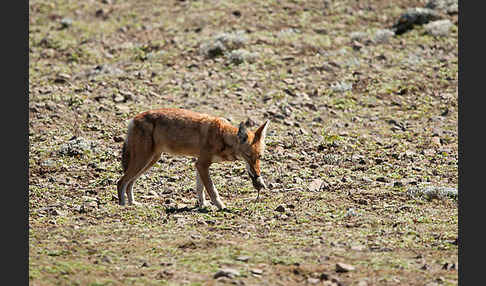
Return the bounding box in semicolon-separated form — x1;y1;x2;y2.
121;120;134;173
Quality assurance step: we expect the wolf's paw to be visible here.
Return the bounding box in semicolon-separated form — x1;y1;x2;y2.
128;201;143;206
214;201;226;210
198;200;210;208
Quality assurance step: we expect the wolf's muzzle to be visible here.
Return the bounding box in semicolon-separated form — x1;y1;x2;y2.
249;172;267;190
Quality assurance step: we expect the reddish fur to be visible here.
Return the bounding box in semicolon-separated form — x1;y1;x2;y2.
117;108;269;208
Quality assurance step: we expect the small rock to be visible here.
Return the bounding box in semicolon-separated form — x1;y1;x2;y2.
431;136;442;146
116;105;130;114
376;176;389;183
51;209;66;216
156;270;174;279
250;268;263;275
335;262;355;273
60;17;73;29
330;81;353;93
141;261;150;267
392;8;442;35
275;205;286;213
373;29;395;44
351;40;363;51
350;31;368;42
424;19;453;37
56;73;71;81
59;137;94;157
82;195;97;202
307;278;320;284
283;120;294;126
442;262;457;270
236;256;250;262
41;159;56;168
322;154;341;165
214;268;240;279
350;245;365;251
344;208;357;217
357;280;368;286
113;94;125;103
85;201;98;208
201;41;225;59
200;31;247;59
101;255;113;263
426;0;457;14
227;49;258;65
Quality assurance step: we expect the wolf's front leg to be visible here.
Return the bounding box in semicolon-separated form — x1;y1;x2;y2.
195;160;226;210
196;170;210;208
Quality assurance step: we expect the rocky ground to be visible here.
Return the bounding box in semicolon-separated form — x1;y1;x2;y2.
29;0;458;285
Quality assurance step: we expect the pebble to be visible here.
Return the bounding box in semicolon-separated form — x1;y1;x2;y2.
425;19;453;37
214;268;240;279
308;179;324;192
431;136;442;146
335;262;355;273
357;280;368;286
236;256;250;262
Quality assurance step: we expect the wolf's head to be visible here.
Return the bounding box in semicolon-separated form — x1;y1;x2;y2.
237;120;270;191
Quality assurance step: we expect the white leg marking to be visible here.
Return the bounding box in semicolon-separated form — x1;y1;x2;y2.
196;170;209;208
206;177;225;209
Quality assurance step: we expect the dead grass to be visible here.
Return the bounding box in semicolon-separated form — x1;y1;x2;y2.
29;0;457;285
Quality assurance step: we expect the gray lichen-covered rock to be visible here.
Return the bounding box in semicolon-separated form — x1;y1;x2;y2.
200;31;248;59
373;29;395;44
350;31;368;43
426;0;458;14
74;64;124;80
330;81;353;93
59;137;95;156
406;185;458;200
227;49;258;65
392;8;442;35
424;19;453;37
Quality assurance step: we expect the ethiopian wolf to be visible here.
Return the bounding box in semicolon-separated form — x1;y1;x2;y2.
117;108;270;210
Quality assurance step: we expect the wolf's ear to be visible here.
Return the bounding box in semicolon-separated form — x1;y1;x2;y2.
237;122;248;144
253;120;270;145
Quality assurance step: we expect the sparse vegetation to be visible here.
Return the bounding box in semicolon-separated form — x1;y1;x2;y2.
29;0;457;285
